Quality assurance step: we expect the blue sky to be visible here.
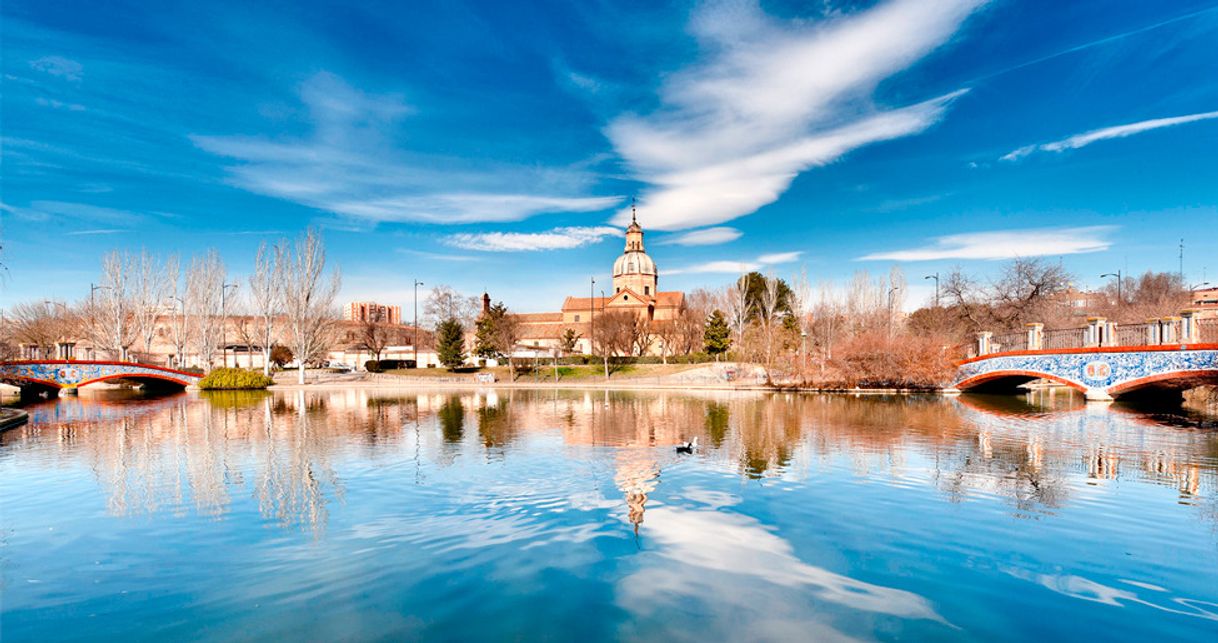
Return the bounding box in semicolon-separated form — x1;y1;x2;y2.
3;0;1217;312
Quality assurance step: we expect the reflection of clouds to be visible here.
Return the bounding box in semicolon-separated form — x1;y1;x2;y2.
618;505;948;641
1006;568;1218;621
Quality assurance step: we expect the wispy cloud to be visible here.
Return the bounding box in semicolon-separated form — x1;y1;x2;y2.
30;55;82;82
7;200;146;226
65;229;123;236
609;0;986;230
858;226;1114;261
668;250;802;275
444;226;620;252
657;226;742;246
193;72;617;225
397;248;481;262
1001;110;1218;161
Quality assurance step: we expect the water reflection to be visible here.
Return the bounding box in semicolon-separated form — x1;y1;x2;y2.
3;388;1216;535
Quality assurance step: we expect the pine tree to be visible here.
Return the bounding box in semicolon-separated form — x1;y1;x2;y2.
474;305;503;362
704;309;731;358
436;317;466;370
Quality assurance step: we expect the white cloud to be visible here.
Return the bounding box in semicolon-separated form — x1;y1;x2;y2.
857;226;1114;261
193;72;617;225
1001;110;1218;161
668;250;801;275
609;0;986;230
757;251;802;265
30;56;82;81
444;226;621;252
657;226;742;246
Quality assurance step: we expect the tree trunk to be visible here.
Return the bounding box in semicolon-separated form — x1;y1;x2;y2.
263;347;272;376
298;362;306;384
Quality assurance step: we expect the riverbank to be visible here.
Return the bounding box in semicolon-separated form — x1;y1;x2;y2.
0;407;30;431
267;365;947;395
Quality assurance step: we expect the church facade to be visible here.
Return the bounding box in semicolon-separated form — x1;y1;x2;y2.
507;210;685;355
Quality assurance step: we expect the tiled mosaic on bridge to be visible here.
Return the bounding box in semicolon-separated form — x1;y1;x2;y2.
956;349;1218;392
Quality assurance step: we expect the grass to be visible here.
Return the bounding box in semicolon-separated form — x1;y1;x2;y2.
381;362;702;382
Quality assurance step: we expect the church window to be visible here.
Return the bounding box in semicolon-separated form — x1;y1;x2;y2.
574;314;580;322
644;286;650;295
624;295;628;301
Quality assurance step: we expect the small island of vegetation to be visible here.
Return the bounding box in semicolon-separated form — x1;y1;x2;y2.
197;368;275;390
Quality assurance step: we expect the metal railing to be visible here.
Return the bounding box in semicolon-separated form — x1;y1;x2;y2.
990;332;1026;353
1115;323;1152;348
1043;328;1087;350
1200;319;1218;343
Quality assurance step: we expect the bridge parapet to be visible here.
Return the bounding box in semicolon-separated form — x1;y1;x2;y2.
0;360;202;395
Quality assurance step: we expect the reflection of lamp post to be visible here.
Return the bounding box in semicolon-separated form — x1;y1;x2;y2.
1101;271;1122;309
221;282;239;368
924;273;940;308
413;279;423;368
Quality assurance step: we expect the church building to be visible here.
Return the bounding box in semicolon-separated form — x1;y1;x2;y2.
508;208;686;355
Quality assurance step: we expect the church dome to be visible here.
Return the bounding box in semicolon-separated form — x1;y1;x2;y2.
614;251;657;277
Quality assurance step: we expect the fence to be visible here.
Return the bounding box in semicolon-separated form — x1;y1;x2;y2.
972;314;1216;357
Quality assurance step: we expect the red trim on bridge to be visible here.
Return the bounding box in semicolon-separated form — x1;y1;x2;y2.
955;370;1087;393
76;373;197;388
1107;369;1218;396
956;343;1218;366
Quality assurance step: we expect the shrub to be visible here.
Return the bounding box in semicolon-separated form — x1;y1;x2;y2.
365;360;383;373
198;367;275;390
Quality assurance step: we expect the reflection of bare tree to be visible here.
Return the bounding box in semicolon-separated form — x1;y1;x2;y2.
254;394;343;534
614;449;660;536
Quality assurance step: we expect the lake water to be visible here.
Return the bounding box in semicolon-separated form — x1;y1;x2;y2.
2;388;1217;641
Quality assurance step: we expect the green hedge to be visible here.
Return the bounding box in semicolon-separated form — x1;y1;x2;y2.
198;368;275;390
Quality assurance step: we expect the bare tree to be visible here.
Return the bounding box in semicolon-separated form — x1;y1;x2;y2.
249;241;285;375
423;285;481;329
758;273;782;379
165;258;192;368
186;250;226;371
98;250;138;360
358;306;392;364
725;275;750;354
6;301;78;358
132;251;174;363
281;229;341;384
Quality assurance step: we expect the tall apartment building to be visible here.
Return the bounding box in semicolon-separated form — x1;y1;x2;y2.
343;301;402;325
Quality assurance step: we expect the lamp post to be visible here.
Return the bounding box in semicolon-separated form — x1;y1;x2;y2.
600;288;609;379
1101;271;1122;310
168;295;185;368
924;273;940;308
413;279;423;368
221;282;239;368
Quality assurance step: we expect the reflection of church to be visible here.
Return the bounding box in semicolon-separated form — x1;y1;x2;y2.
507;207;686;354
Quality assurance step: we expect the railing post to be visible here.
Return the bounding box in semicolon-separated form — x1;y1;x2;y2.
976;331;993;356
1146;319;1162;345
1025;323;1044;350
1160;316;1181;344
1180;310;1198;344
1103;321;1118;347
1085;317;1105;347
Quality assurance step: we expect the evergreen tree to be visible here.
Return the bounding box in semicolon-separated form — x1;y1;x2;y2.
559;328;580;354
435;317;466;370
704;309;731;357
474;304;505;362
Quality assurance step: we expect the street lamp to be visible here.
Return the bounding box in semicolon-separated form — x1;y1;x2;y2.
600;288;609;379
166;295;186;367
590;276;596;362
924;273;940;308
221;282;239;368
1101;271;1122;308
414;279;424;368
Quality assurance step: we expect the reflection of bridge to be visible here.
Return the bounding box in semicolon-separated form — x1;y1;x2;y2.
0;360;201;397
955;317;1218;401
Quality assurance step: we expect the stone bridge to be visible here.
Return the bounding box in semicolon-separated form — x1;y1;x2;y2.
0;360;201;397
954;314;1218;401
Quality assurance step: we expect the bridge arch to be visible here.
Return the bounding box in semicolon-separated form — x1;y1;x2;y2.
0;360;202;395
955;370;1085;394
1106;369;1218;398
